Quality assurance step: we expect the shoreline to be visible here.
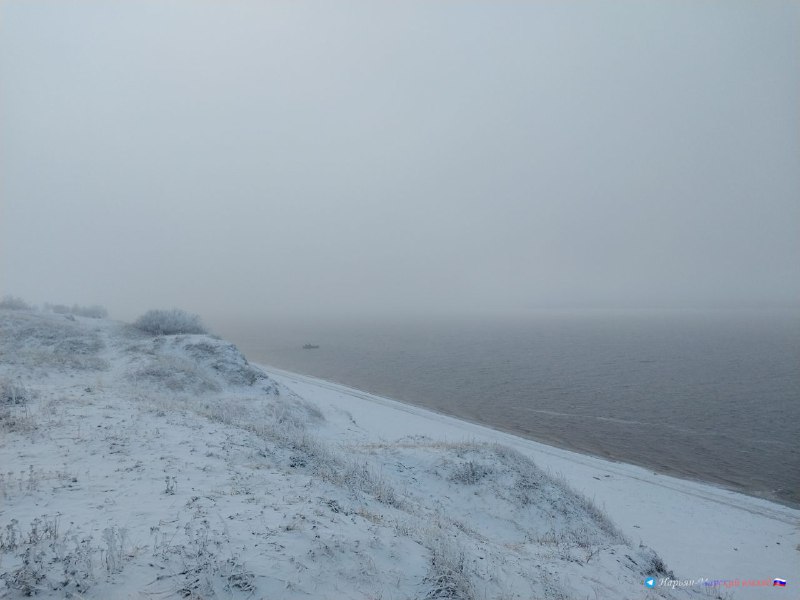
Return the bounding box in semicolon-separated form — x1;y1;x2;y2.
259;363;798;520
257;362;798;511
261;362;799;598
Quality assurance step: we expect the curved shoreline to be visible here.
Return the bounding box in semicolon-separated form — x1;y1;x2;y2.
260;362;800;599
257;362;798;510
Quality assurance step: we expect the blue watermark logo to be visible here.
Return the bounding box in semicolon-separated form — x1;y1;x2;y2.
645;576;784;590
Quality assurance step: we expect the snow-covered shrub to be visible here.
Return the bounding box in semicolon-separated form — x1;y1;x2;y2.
134;309;207;335
534;526;604;564
0;408;35;433
0;295;30;310
423;533;475;600
164;475;177;495
0;519;21;551
151;516;254;598
0;515;66;596
221;556;256;593
102;526;128;574
3;546;47;595
0;379;34;432
0;378;29;406
60;535;95;594
638;545;675;578
449;460;491;485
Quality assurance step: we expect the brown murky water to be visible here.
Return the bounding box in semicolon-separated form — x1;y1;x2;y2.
211;310;800;507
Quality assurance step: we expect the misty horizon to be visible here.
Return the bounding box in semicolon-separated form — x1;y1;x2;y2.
2;1;799;320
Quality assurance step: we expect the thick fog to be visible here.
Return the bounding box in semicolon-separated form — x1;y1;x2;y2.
2;1;798;320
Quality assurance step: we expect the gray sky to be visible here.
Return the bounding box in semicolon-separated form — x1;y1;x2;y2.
2;0;798;320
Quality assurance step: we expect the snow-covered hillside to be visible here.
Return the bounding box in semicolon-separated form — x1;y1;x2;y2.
0;310;768;599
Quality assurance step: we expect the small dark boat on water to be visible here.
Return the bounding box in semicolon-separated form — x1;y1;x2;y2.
302;344;320;350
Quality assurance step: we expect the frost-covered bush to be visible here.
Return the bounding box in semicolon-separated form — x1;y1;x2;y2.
0;296;30;311
0;380;34;432
0;379;34;432
639;546;674;578
0;515;101;597
424;534;475;600
149;516;256;597
0;379;29;406
449;460;491;485
134;309;207;335
3;546;47;595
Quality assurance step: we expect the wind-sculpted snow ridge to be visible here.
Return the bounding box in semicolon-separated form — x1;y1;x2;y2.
0;309;706;599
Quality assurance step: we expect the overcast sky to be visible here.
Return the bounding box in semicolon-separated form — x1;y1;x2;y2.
1;0;798;320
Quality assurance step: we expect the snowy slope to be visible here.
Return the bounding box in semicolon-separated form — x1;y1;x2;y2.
269;368;799;600
0;309;792;599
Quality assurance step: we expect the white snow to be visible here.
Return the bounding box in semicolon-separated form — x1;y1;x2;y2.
268;368;799;600
0;309;796;599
